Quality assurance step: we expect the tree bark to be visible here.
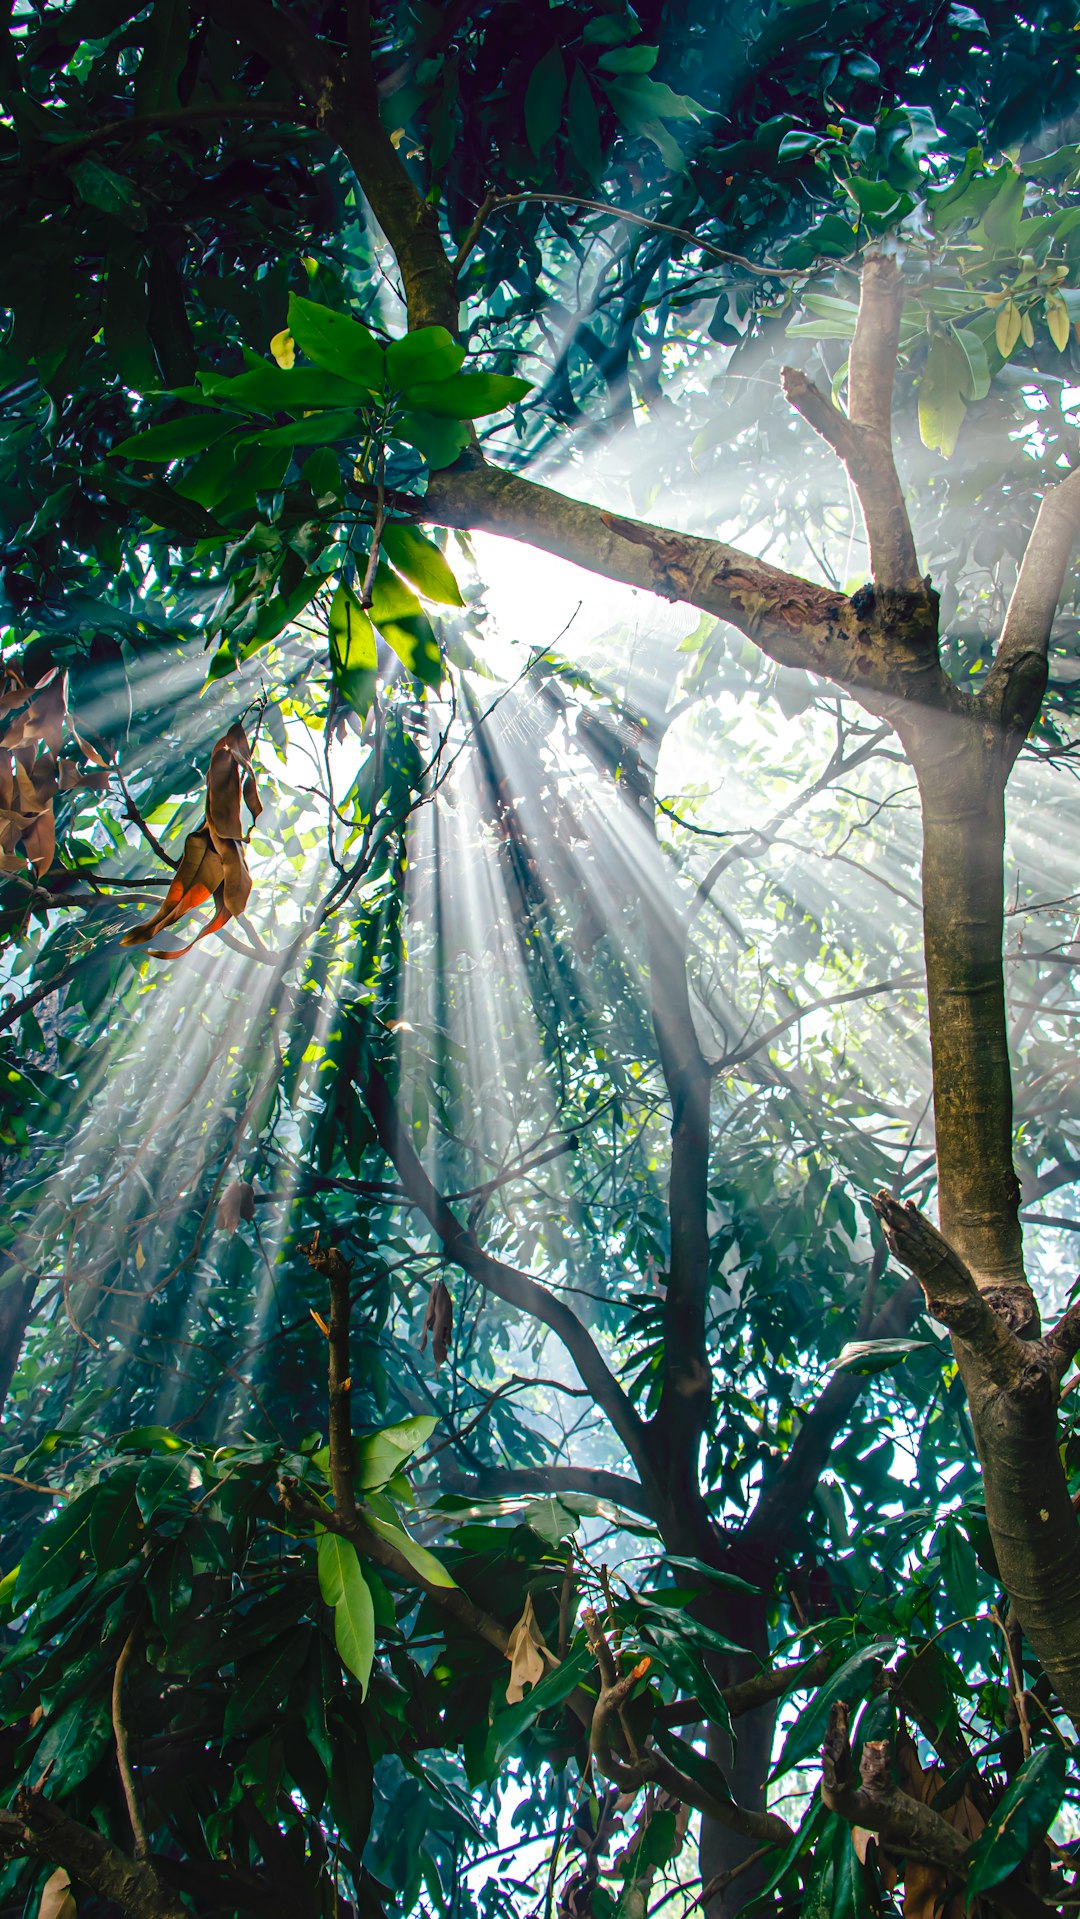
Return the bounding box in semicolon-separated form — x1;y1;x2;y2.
907;714;1029;1311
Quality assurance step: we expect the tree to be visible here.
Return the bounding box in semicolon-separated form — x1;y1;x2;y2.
2;2;1080;1916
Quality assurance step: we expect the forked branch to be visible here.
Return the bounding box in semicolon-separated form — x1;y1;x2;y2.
982;462;1080;754
781;257;921;593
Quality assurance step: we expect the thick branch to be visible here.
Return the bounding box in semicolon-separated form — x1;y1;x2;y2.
426;464;856;677
784;256;920;590
982;463;1080;750
440;1463;653;1518
821;1705;1045;1919
359;1063;656;1504
781;370;921;594
583;1613;792;1849
744;1275;921;1552
0;1790;187;1919
870;1194;1027;1381
217;0;457;330
873;1195;1080;1728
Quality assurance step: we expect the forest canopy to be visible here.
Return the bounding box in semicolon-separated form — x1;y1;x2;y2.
3;2;1080;1917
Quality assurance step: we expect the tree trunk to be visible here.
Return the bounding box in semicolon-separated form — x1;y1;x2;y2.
910;715;1080;1719
911;717;1029;1311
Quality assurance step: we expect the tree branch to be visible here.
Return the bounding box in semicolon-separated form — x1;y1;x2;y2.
440;1463;654;1519
424;461;864;683
217;0;458;331
0;1789;187;1919
359;1062;657;1506
112;1619;149;1862
982;463;1080;751
782;257;922;592
744;1275;921;1552
821;1703;1045;1919
872;1194;1080;1729
870;1193;1030;1377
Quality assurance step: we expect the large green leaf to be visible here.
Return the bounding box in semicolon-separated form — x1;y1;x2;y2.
525;45;567;155
112;414;237;461
368;561;442;686
197;362;375;415
401;372;531;418
965;1744;1067;1904
361;1510;456;1588
918;332;969;457
385;326;465;390
395;411;472;469
380;525;464;605
317;1531;375;1695
328;582;378;715
286;294;385;389
771;1641;895;1780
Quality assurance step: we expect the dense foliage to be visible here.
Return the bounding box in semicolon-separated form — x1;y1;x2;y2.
3;2;1080;1917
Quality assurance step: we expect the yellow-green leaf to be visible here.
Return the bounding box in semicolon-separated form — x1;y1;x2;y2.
995;297;1022;356
380;524;464;606
918;333;968;458
1046;295;1070;351
317;1530;375;1695
328;582;378;715
270;327;295;369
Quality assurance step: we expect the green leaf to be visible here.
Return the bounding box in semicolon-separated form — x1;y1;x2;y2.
197;362;376;415
88;1476;139;1574
490;1642;593;1760
318;1531;375;1695
602;72;700;129
13;1488;96;1608
952;324;991;400
328;582;378;715
286;294;385;389
114;1426;188;1452
70;156;145;228
829;1338;932;1376
525;45;567;155
771;1641;895;1780
239;408;363;449
385;327;465;391
597;43;659;72
939;1522;981;1618
918;332;969;458
112;414;236;462
352;1415;438;1488
380;525;464;606
395;411;472;469
965;1745;1067;1905
568;64;604;182
361;1510;456;1588
224;1629;310;1735
368;561;442;686
401;371;531;419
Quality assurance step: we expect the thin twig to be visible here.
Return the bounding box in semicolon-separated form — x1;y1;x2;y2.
111;1617;149;1861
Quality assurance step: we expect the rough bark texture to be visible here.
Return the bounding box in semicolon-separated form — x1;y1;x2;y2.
0;1789;188;1919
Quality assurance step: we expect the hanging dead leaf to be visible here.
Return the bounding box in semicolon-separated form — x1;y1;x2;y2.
217;1179;256;1233
0;659;108;878
37;1867;76;1919
120;720;262;957
895;1733;982;1919
420;1277;453;1371
505;1593;546;1704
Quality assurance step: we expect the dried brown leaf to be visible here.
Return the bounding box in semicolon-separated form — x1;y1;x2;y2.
420;1278;453;1372
217;1179;256;1233
505;1593;546;1704
37;1867;76;1919
896;1735;983;1919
